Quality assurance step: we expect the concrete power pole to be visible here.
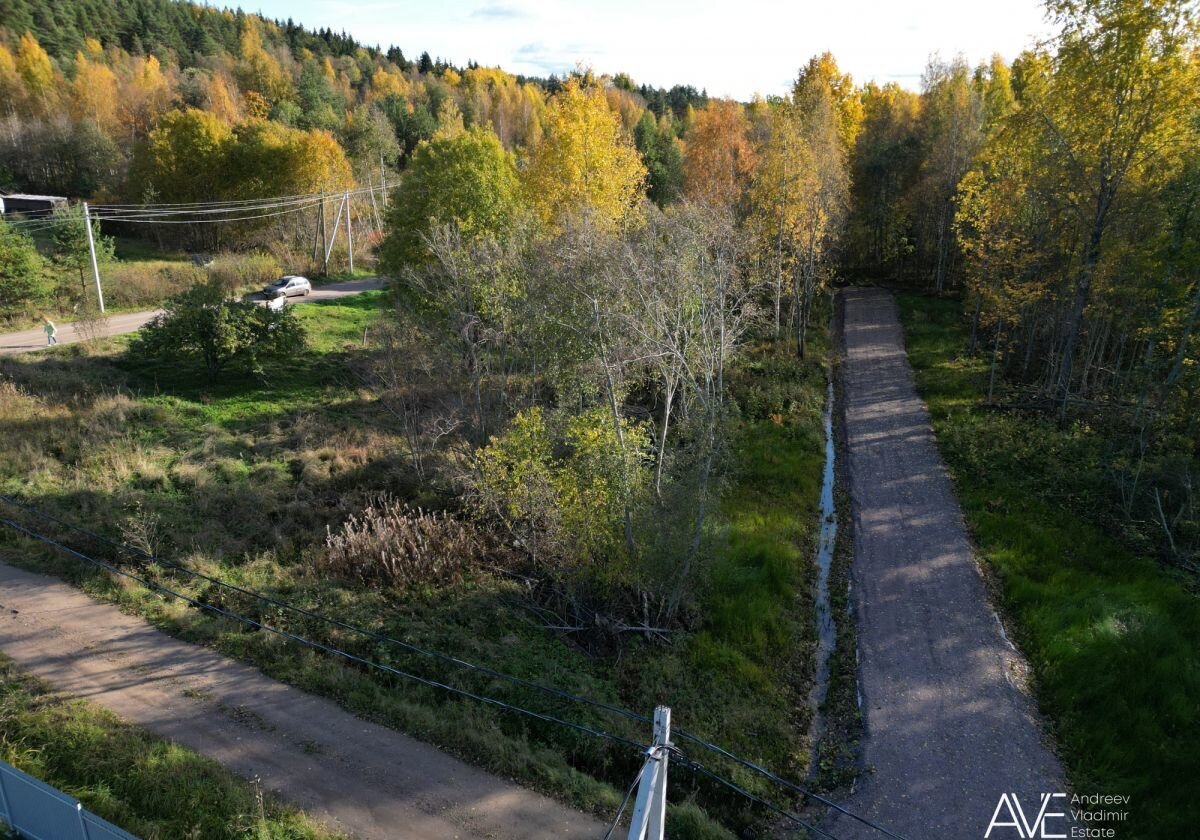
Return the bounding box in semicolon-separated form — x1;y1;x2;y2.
345;190;353;274
319;193;329;276
626;707;671;840
82;202;105;313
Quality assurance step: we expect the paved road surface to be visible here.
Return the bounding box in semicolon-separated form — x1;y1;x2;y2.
0;561;604;840
0;279;386;356
825;289;1072;839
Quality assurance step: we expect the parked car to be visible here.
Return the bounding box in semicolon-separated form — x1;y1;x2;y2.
263;275;312;298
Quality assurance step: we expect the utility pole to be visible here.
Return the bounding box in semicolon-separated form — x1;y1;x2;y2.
380;151;388;209
345;190;354;274
319;193;329;276
82;202;105;313
626;706;671;840
325;193;346;268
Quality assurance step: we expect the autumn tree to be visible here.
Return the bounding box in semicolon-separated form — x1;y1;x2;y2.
522;76;646;231
130;108;233;204
1003;0;1199;413
683;99;756;210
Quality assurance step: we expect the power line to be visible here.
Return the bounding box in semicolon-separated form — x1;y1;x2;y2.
672;730;909;840
0;497;905;840
94;201;325;225
91;183;395;211
0;515;649;755
603;760;648;840
669;747;842;840
0;493;650;727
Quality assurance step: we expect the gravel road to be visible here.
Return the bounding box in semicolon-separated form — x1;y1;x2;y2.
0;561;605;840
0;278;386;356
823;289;1073;839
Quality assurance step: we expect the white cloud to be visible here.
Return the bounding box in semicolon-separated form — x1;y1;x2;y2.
252;0;1056;98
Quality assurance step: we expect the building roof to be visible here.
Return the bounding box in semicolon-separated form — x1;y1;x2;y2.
0;194;69;202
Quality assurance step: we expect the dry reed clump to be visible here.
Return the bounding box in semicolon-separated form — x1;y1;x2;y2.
206;252;281;295
104;263;205;309
322;496;488;589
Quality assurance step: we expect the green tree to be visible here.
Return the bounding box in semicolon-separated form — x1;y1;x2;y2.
634;111;684;207
130;278;306;380
0;219;44;313
380;126;521;268
49;204;113;302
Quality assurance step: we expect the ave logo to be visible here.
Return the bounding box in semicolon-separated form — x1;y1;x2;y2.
985;793;1068;838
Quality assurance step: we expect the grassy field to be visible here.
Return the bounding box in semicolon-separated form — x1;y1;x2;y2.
896;292;1200;840
0;289;832;836
0;657;340;840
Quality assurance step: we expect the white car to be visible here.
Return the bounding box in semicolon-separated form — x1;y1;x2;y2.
263;275;312;299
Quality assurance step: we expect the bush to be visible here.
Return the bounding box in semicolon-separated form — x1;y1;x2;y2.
473;407;650;574
322;496;488;588
207;252;281;295
128;277;305;380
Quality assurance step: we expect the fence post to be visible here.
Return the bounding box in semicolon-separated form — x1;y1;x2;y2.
627;705;671;840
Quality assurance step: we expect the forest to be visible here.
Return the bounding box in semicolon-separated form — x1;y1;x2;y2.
0;0;1198;836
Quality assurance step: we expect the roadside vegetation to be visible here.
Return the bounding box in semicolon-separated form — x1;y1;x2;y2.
897;292;1200;839
0;657;341;840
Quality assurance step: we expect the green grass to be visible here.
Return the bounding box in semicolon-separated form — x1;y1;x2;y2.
896;292;1200;840
0;289;831;837
0;657;340;840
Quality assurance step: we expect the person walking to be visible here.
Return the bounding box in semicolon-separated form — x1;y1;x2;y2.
42;317;57;346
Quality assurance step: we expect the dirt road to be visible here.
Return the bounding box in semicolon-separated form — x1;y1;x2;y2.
0;279;386;356
825;289;1072;839
0;561;605;840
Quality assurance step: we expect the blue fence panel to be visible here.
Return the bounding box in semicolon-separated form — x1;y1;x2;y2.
0;759;140;840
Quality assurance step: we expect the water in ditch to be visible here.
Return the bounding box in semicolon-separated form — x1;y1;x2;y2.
811;376;838;713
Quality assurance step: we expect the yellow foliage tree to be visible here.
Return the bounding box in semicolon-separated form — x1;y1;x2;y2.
16;33;58;115
237;18;293;104
0;44;24;115
119;55;174;138
203;72;243;125
70;52;119;132
683;99;756;209
522;77;646;230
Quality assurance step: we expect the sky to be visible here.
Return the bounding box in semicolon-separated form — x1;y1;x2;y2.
242;0;1058;99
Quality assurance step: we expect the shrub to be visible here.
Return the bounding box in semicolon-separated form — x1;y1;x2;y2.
322;496;488;589
473;407;650;572
207;252;281;294
128;277;305;380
